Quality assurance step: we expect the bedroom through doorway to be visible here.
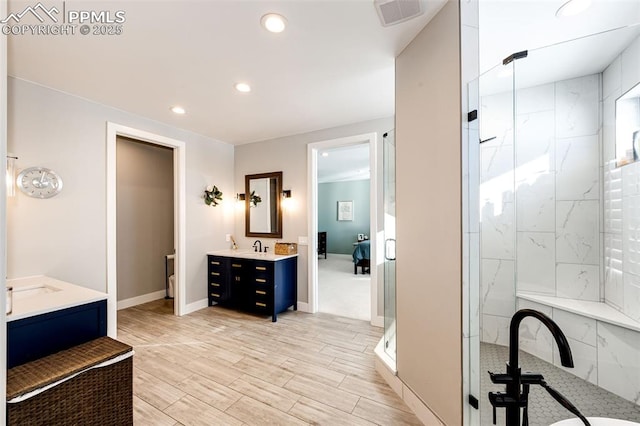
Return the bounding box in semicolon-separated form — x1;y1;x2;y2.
316;143;371;321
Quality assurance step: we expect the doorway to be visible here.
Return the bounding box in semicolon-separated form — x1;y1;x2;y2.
317;143;371;321
307;132;381;326
115;136;174;312
106;123;187;337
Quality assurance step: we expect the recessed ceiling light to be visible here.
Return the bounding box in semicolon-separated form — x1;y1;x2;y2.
261;13;287;33
556;0;591;17
170;106;186;114
235;82;251;93
322;152;329;157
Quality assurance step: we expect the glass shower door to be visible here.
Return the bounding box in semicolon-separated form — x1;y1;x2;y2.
383;130;397;361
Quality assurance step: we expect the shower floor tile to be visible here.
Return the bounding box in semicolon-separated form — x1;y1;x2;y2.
481;343;640;425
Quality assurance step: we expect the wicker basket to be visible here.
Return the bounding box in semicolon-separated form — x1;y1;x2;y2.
7;336;133;426
275;242;298;255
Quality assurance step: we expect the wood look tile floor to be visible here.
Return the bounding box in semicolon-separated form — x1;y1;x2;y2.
117;300;421;426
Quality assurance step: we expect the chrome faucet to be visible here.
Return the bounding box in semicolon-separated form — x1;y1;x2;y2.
488;309;590;426
252;240;263;253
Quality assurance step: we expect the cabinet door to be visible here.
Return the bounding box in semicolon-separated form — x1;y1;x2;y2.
230;260;250;307
208;256;230;304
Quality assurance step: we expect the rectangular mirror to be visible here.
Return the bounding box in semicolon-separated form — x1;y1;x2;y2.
245;171;283;238
616;81;640;167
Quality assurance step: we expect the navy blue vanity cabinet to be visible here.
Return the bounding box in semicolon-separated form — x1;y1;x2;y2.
207;254;297;321
7;299;107;368
208;255;231;305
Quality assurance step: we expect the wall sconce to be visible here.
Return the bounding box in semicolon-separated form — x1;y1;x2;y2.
6;155;17;197
236;193;246;201
282;190;291;198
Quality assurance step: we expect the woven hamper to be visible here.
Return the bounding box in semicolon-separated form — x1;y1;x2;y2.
7;336;133;426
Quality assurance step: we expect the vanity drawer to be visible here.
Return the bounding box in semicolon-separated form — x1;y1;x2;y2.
253;300;273;313
252;261;273;275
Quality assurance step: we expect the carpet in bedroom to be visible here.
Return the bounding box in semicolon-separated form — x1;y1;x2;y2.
318;253;370;321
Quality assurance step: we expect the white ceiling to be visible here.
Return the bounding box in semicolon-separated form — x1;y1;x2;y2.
318;143;370;183
479;0;640;94
7;1;640;145
6;0;446;144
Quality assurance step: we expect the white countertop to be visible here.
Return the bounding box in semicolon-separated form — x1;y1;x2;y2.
7;275;108;322
207;249;298;261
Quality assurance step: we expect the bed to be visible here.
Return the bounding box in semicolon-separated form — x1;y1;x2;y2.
352;240;370;274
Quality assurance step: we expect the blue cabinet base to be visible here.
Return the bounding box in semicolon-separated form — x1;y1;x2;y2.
7;300;108;369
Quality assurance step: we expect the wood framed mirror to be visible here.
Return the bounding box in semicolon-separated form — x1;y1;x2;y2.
245;171;283;238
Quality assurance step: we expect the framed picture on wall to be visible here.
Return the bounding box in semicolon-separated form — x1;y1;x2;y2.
337;201;353;221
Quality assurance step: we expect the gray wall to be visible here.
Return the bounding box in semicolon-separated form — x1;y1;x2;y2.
234;117;392;307
318;180;370;254
116;137;174;301
396;1;462;424
7;77;235;306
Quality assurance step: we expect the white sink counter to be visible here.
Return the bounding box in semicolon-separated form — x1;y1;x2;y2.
207;249;298;261
7;276;108;322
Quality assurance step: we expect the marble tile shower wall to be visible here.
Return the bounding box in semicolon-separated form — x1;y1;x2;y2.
603;34;640;324
480;74;601;347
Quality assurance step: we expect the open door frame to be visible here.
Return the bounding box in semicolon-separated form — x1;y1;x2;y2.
307;132;383;327
106;123;187;337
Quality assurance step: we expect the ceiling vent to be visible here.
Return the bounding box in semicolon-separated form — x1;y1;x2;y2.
374;0;423;27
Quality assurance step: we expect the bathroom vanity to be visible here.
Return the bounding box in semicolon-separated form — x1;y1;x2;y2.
206;250;297;322
6;276;108;368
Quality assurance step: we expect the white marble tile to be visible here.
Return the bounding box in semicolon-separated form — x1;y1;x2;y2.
516;83;554;115
516;299;553;363
470;232;481;338
555;74;599;139
481;144;513;184
556;200;599;265
516;232;555;295
556;263;600;302
469;127;480;233
621;35;640;95
622;195;640;276
553;337;598;385
603;55;621;100
462;24;479;102
463;233;470;339
516;172;555;232
603;92;620;165
552;308;596;346
555;135;599;200
482;314;510;346
515;110;555;169
481;91;514;149
481;201;514;260
481;259;515;317
623;161;640;198
623;272;640;323
597;322;640;404
461;0;479;28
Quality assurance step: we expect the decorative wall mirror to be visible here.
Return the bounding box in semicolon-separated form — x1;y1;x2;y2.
616;81;640;167
245;171;283;238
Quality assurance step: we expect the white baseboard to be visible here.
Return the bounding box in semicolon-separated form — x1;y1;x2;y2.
374;340;445;426
296;301;311;313
371;315;384;327
117;290;166;310
184;298;208;315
